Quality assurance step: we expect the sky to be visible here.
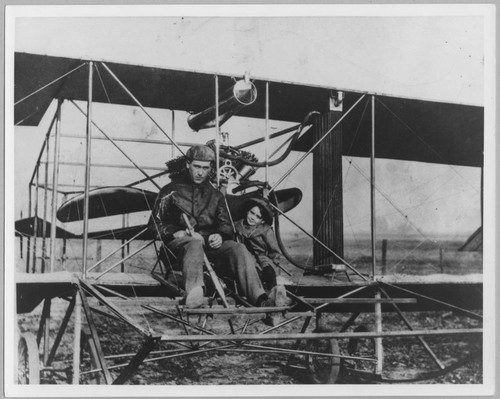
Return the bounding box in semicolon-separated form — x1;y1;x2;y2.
8;6;493;241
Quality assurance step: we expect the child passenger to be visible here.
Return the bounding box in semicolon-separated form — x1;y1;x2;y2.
234;198;291;305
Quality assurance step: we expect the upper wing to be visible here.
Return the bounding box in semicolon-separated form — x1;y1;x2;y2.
15;52;483;167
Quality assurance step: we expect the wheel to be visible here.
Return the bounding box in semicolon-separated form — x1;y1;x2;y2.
17;333;40;384
305;329;341;384
79;329;102;384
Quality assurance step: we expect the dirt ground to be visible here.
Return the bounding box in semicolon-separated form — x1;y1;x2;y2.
15;237;483;385
16;296;482;385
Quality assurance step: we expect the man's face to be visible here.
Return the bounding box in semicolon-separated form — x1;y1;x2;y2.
187;160;212;184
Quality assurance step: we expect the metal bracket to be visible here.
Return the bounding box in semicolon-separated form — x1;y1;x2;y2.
329;90;344;111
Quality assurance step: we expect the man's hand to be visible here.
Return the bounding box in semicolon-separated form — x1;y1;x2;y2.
191;232;205;242
173;230;188;239
173;229;205;243
208;233;223;249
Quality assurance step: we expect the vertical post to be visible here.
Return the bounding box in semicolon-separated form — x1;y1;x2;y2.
62;194;68;261
72;291;82;384
82;62;94;278
374;290;384;375
381;239;387;275
312;94;343;266
171;110;176;159
265;81;269;183
32;171;40;273
50;99;63;273
20;211;24;259
26;186;32;272
41;136;50;273
126;214;130;256
480;166;483;225
43;299;51;365
96;240;102;262
214;75;220;187
439;247;444;273
121;214;126;272
370;95;376;279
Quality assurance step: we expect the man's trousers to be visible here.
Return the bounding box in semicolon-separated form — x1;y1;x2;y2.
167;236;266;305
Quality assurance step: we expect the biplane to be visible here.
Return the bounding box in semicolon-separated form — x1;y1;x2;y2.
13;50;483;385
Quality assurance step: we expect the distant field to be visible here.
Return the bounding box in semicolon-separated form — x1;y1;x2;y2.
15;234;482;277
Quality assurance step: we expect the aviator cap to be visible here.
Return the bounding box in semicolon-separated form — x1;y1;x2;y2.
186;145;216;162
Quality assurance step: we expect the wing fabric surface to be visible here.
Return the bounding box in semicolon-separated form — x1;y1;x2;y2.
15;216;77;239
15;52;483;167
56;186;157;223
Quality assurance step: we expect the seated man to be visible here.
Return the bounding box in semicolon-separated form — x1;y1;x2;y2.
150;144;276;310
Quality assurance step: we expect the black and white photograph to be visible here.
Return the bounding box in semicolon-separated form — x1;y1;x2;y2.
4;4;496;397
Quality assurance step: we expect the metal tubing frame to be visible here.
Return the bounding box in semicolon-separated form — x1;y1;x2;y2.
379;281;483;321
171;110;176;158
106;343;235;373
29;110;59;187
43;299;52;366
26;186;32;272
270;94;366;192
79;279;150;335
36;297;51;347
32;169;40;273
41;126;50;273
158;328;482;344
47;293;76;366
371;95;376;279
60;133;193;148
379;286;445;370
19;210;24;259
215;75;220;187
126;169;170;188
86;227;148;273
94;240;155;280
236;342;375;362
234;124;300;150
112;337;160;384
15;62;86;106
100;62;185;156
27;108;59;273
42;160;166;171
374;290;383;375
50;99;63;273
72;291;82;384
69;99;161;190
314;286;372;314
265;81;269;182
79;285;113;384
82;61;93;278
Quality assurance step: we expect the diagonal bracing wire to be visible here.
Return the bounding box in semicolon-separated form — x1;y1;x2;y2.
375;97;480;195
69;100;161;190
93;63;111;103
270;94;367;192
347;159;429;241
270;202;368;281
14;63;87;106
100;62;185;156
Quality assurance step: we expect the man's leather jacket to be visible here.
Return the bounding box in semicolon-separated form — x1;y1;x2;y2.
150;172;234;244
